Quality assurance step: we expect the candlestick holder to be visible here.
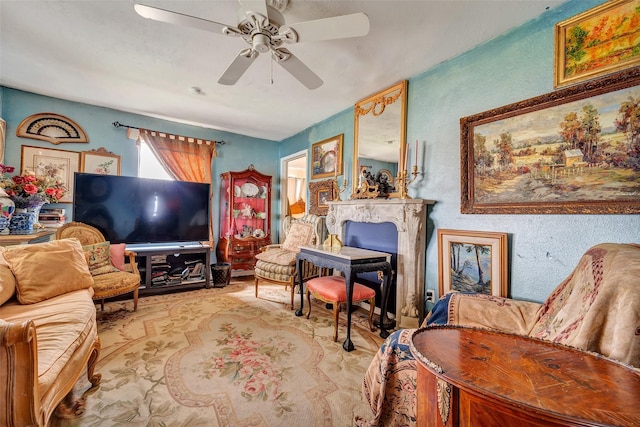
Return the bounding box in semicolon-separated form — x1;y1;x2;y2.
333;175;349;201
395;165;419;199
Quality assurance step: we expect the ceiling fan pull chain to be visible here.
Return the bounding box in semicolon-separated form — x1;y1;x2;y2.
270;55;274;85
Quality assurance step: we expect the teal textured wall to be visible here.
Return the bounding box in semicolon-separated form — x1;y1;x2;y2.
282;0;640;304
0;88;279;253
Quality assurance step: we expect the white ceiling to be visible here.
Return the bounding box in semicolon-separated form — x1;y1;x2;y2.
0;0;565;141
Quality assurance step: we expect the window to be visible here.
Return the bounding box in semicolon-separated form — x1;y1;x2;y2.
138;142;172;180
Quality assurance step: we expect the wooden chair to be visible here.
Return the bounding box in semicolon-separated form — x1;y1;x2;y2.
305;275;376;342
56;221;140;311
254;214;323;309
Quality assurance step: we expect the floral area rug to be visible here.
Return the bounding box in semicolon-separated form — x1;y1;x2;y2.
56;278;383;427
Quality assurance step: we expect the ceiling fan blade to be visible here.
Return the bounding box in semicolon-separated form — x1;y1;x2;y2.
274;49;323;90
134;4;230;34
282;13;370;43
218;49;259;85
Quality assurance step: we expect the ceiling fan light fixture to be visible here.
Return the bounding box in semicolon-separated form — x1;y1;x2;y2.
252;33;271;53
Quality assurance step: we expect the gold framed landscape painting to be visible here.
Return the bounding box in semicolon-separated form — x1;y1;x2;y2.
555;0;640;88
461;68;640;214
20;145;80;203
437;229;508;298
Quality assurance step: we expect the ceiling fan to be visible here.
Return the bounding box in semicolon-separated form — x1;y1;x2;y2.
134;0;370;90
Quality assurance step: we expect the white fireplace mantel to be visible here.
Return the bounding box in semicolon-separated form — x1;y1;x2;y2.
326;198;434;328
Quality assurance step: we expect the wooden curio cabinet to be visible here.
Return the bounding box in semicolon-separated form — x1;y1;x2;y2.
217;165;272;270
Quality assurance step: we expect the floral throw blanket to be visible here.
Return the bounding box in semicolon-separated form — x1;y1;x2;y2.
357;243;640;426
529;243;640;365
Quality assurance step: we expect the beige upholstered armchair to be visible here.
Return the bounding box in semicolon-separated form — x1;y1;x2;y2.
56;221;140;311
358;243;640;426
254;214;324;309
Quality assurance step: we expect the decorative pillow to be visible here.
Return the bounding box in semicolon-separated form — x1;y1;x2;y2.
83;241;120;276
110;243;127;271
3;238;93;304
0;268;16;305
255;248;298;266
282;222;314;252
0;246;8;267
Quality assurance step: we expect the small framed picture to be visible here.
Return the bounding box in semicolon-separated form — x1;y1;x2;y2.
437;229;508;298
311;134;343;179
308;179;336;216
20;145;80;203
80;147;121;176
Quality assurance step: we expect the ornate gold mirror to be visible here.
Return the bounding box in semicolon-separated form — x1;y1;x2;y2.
353;80;407;198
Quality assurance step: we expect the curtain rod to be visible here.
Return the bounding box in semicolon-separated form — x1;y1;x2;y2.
112;121;226;145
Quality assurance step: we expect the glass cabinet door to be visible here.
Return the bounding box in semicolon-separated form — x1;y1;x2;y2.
217;165;272;270
231;174;269;239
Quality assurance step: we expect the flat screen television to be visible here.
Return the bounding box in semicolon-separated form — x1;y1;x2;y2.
73;173;210;245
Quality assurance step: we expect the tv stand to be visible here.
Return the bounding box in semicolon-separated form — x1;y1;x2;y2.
131;243;212;295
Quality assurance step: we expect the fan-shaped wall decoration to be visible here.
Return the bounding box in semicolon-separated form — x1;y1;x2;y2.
16;113;88;144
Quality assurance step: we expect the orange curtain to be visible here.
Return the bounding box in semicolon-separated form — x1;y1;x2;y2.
136;129;217;182
136;128;218;246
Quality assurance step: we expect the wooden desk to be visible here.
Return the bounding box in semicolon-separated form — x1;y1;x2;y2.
0;229;55;246
295;245;392;352
411;326;640;427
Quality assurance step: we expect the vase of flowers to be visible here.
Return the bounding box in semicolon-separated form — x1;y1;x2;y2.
0;168;66;234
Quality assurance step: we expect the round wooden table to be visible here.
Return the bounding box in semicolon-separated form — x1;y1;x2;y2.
410;326;640;427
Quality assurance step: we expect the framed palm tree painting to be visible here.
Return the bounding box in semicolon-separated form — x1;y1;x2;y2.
437;229;508;298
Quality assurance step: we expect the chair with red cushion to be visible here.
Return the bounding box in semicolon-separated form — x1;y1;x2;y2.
305;275;376;342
